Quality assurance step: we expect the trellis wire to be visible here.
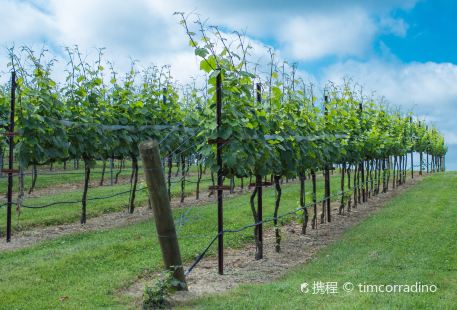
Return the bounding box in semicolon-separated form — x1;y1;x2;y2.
183;172;410;276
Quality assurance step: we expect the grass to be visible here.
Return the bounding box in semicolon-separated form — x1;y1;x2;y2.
0;176;342;309
0;168;339;231
0;160;201;194
0;172;213;230
181;172;457;309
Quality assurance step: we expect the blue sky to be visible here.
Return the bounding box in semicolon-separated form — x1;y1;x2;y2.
0;0;456;169
381;0;457;64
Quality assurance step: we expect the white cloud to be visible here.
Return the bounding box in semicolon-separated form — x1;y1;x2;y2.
323;60;457;107
322;59;457;144
171;0;418;39
277;9;377;61
0;0;54;43
0;0;416;75
379;16;408;37
0;0;204;84
443;131;457;145
154;51;200;84
47;0;183;54
167;1;412;62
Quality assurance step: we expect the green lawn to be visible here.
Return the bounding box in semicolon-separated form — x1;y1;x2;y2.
0;160;201;194
0;176;342;309
0;161;121;193
182;172;457;309
0;169;336;232
0;172;215;230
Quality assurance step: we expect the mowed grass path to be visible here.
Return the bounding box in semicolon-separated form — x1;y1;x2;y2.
0;161;133;193
0;176;342;309
182;172;457;309
0;162;227;230
0;171;336;231
0;161;202;193
0;174;215;230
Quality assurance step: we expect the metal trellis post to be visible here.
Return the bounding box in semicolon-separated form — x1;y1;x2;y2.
207;72;227;274
410;117;414;179
256;83;263;259
6;71;16;242
324;94;331;222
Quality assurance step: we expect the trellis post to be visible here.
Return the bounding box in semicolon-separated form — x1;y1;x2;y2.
256;83;263;259
324;93;331;222
206;72;228;274
410;117;414;179
139;140;187;290
6;71;16;242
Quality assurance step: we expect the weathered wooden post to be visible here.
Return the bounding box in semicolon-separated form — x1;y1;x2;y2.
139;140;187;290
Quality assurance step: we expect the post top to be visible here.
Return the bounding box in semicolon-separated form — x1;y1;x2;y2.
139;139;159;151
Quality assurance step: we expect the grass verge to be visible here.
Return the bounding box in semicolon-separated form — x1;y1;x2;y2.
181;172;457;309
0;175;343;309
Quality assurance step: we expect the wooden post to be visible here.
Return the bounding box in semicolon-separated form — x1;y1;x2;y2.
139;140;187;290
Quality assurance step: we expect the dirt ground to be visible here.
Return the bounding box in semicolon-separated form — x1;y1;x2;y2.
120;176;423;308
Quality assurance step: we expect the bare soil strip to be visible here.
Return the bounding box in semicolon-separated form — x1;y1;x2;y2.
121;176;423;307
